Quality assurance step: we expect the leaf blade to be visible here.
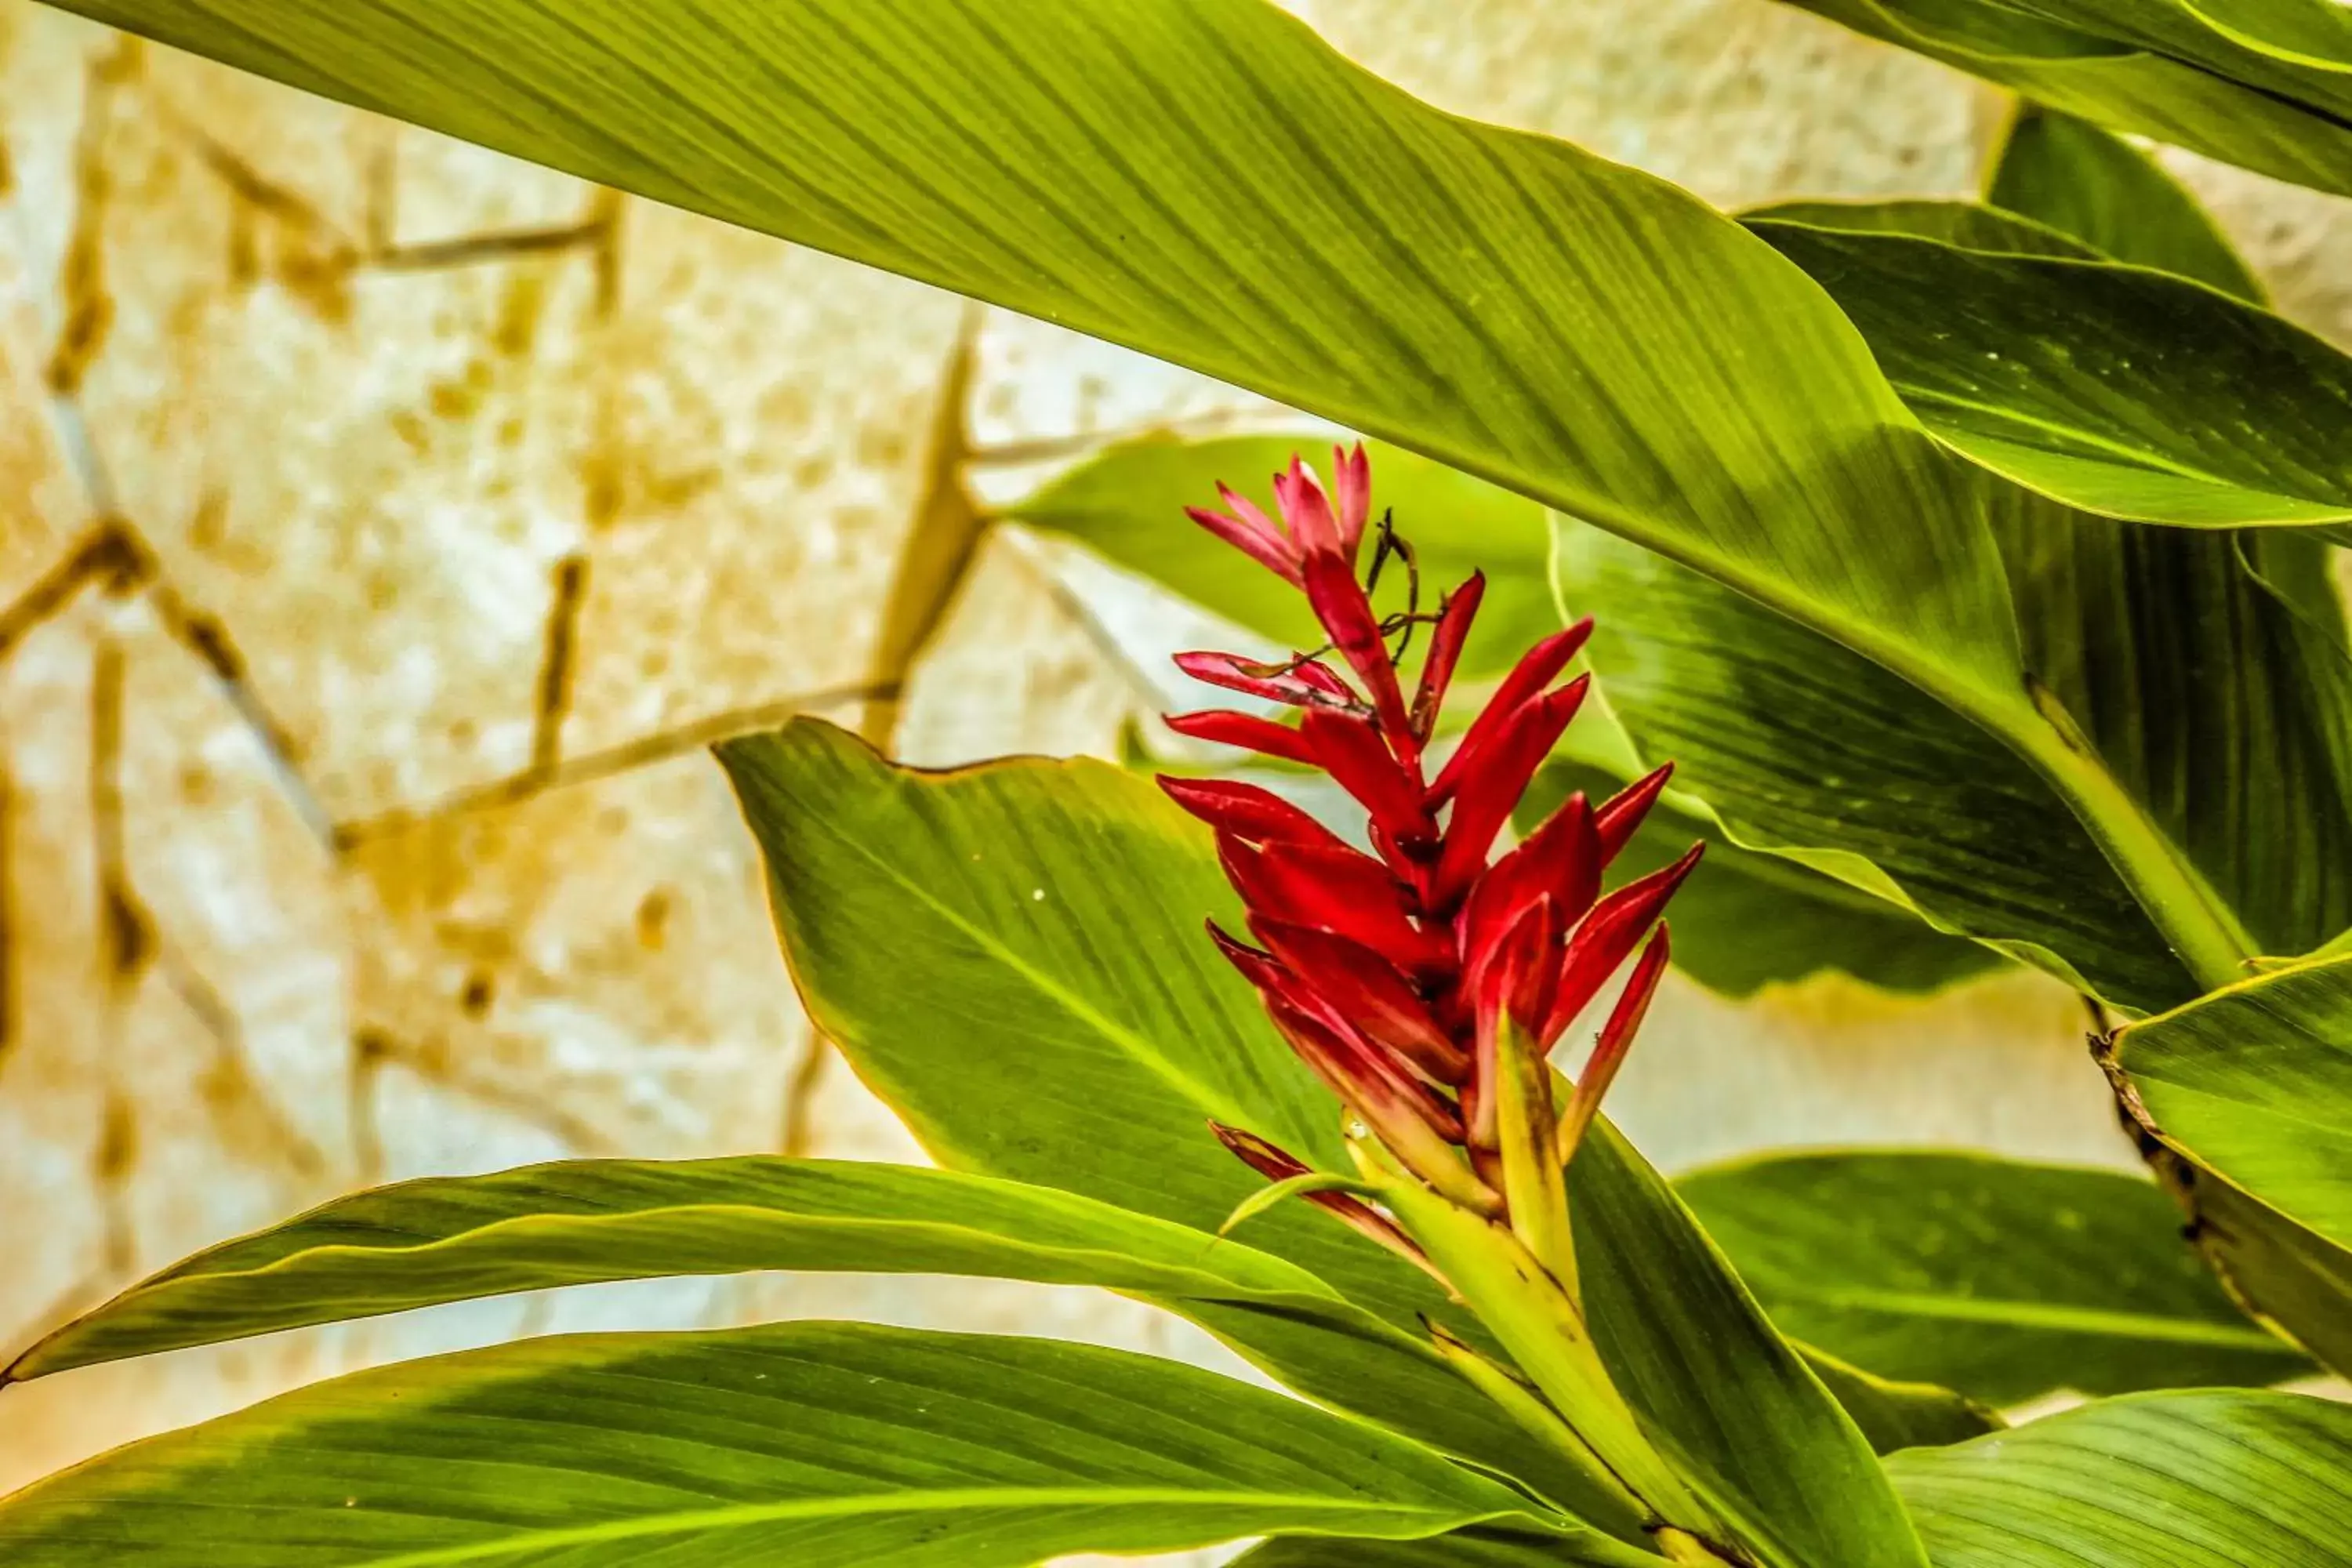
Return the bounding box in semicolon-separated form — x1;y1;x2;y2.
1569;1117;1929;1568
0;1323;1548;1566
714;720;1646;1529
1889;1390;2352;1567
1;1156;1340;1381
1986;103;2264;301
1746;216;2352;528
1675;1150;2309;1404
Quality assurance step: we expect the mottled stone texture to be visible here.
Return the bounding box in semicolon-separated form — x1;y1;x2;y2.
0;0;2336;1531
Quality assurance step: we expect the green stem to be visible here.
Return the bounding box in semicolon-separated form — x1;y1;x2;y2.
1377;1179;1715;1537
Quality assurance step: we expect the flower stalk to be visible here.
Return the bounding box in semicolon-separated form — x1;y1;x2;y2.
1167;448;1721;1552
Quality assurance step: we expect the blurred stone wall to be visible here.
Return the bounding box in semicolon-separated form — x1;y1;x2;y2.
1;0;2344;1516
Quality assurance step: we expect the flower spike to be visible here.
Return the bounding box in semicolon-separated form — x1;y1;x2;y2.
1166;449;1696;1265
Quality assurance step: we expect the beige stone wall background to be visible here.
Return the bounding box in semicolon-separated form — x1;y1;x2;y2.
0;0;2343;1530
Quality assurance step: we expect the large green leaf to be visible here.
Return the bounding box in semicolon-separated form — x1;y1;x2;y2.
2147;1154;2352;1377
64;0;2020;691
1;1152;1646;1538
1232;1526;1658;1567
1011;435;1559;686
1719;205;2352;955
1888;1390;2352;1566
2107;955;2352;1374
1986;103;2265;301
719;720;1410;1316
1746;214;2352;528
1566;1118;1929;1568
1521;758;1998;998
1555;522;2197;1010
1777;0;2352;198
0;1156;1344;1379
1987;507;2352;959
2114;954;2352;1249
1993;0;2352;119
0;1322;1549;1566
74;0;2263;994
717;723;1650;1530
1675;1151;2308;1405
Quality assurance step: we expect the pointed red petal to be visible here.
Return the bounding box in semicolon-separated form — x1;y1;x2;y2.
1162;777;1350;851
1468;899;1559;1149
1428;619;1593;807
1489;900;1563;1040
1185;501;1303;584
1174;650;1364;713
1301;552;1412;741
1595;763;1675;862
1301;709;1435;852
1557;924;1671;1164
1210;1120;1312;1183
1432;677;1589;909
1457;791;1600;995
1410;572;1484;741
1163;710;1319;767
1330;444;1372;563
1273;456;1343;558
1212;920;1392;1065
1255;917;1466;1083
1226;837;1450;975
1265;993;1465;1145
1539;842;1704;1044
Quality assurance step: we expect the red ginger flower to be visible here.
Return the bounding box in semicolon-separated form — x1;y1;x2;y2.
1163;446;1700;1243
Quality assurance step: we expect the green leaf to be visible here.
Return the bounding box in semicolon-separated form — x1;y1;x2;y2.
57;0;2023;704
1777;0;2352;198
1743;198;2103;259
1747;214;2352;528
0;1322;1546;1566
1011;435;1559;686
1675;1151;2309;1405
1568;1118;1929;1568
2148;1156;2352;1378
1888;1390;2352;1567
1989;511;2352;959
1793;1345;2001;1454
1232;1525;1661;1567
2107;955;2352;1374
1986;103;2265;302
1555;522;2198;1011
718;720;1400;1314
1992;0;2352;121
2113;954;2352;1251
716;720;1645;1532
82;0;2263;993
0;1156;1350;1381
1520;758;1998;998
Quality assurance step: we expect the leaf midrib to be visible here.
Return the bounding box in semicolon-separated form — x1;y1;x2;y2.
1780;1283;2289;1351
289;1487;1505;1568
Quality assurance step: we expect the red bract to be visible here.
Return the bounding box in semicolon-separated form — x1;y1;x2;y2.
1166;446;1700;1225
